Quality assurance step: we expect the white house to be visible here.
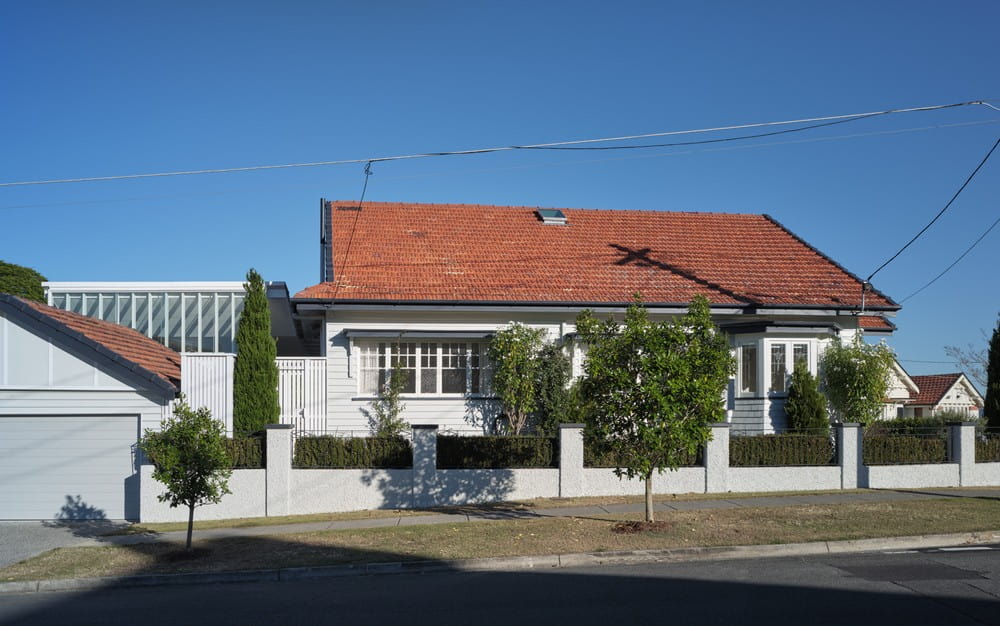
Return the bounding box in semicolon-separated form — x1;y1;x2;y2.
904;373;984;418
292;200;901;435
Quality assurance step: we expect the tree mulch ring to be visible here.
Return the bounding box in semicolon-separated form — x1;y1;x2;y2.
163;548;213;562
612;520;671;534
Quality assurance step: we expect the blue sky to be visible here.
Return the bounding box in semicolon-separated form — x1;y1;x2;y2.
2;1;998;382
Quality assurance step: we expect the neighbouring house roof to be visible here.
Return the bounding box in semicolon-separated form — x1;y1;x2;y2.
907;373;974;407
0;294;180;392
296;200;898;310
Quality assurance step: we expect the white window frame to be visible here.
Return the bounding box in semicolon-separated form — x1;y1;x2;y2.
357;340;489;398
765;338;815;396
737;341;761;397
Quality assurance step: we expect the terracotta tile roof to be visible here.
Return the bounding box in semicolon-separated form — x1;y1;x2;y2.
14;296;181;389
858;315;896;331
908;373;963;406
296;201;898;309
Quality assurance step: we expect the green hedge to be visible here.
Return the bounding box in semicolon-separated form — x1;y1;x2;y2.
729;434;835;467
863;434;947;465
976;435;1000;463
437;436;557;469
225;437;265;469
583;439;701;468
294;436;413;468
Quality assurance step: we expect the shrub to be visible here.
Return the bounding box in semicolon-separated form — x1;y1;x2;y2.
584;438;701;468
976;432;1000;462
820;336;895;425
729;433;835;466
863;431;947;465
488;323;546;434
533;342;572;436
225;437;265;468
294;436;412;468
437;436;557;469
785;361;828;432
0;260;47;302
233;268;279;436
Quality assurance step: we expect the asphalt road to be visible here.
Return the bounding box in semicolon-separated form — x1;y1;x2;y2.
2;546;999;625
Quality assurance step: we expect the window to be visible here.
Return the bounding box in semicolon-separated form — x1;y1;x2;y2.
768;341;810;395
359;341;487;396
740;344;758;395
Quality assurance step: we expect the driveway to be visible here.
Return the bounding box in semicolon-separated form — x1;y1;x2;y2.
0;521;130;568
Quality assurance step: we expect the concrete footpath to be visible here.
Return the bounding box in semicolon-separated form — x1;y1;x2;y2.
2;487;999;594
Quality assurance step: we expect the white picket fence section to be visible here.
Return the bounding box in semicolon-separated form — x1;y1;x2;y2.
277;357;327;435
181;354;327;436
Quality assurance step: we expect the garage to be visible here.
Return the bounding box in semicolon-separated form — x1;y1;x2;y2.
0;295;180;521
0;415;140;519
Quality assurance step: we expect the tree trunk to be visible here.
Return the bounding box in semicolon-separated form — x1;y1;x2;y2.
186;503;195;550
644;470;654;523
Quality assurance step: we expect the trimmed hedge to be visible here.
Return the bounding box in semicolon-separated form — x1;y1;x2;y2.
729;434;835;467
583;439;701;468
976;435;1000;463
863;434;947;465
437;436;557;469
225;437;265;469
294;436;413;469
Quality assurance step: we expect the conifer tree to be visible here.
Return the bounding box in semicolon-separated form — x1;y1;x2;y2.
233;269;279;435
785;359;829;431
986;317;1000;429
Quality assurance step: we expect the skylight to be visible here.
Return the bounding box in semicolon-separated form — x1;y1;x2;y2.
537;209;567;225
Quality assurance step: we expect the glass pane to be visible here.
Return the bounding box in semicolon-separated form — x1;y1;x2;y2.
217;296;233;352
52;294;66;309
118;296;132;329
793;343;809;369
420;342;437;394
770;344;787;393
200;294;216;352
166;294;182;351
741;344;758;395
68;294;82;314
101;294;116;322
442;342;467;393
150;294;166;344
84;294;99;318
391;342;416;393
134;294;149;336
181;294;198;351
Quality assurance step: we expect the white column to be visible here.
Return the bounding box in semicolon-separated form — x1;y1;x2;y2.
705;423;730;494
411;425;439;508
950;422;977;486
838;423;861;489
559;424;584;498
265;425;293;516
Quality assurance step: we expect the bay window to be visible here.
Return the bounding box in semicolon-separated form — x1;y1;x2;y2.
360;341;487;396
768;341;810;394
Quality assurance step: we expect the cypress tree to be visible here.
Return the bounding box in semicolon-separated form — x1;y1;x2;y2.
0;260;47;302
986;317;1000;429
785;360;829;431
233;269;279;435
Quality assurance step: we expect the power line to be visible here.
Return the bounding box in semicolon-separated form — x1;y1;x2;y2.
899;214;1000;303
0;100;992;188
866;135;1000;283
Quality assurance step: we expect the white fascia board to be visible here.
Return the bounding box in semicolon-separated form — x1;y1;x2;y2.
955;375;985;406
44;281;247;292
317;303;745;315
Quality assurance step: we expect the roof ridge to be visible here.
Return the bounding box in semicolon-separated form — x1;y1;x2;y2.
326;199;763;217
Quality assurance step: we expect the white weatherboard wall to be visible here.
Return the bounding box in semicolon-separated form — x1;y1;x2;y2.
0;312;172;520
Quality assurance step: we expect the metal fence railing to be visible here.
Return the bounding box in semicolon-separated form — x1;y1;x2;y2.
976;427;1000;463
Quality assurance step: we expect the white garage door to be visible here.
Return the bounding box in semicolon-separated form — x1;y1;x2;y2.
0;415;139;520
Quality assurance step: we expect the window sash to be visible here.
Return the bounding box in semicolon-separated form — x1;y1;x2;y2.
359;341;487;396
740;344;758;395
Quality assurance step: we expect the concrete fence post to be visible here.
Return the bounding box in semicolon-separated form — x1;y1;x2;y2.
705;423;730;494
559;424;584;498
265;424;293;517
949;422;977;487
411;425;439;508
837;423;861;489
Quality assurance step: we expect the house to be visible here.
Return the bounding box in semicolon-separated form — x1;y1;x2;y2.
0;294;179;520
904;373;984;419
292;200;900;435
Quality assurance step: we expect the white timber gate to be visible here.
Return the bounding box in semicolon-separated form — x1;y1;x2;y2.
277;357;327;435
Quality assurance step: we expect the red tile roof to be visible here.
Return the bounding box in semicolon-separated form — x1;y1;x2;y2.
296;201;898;309
908;373;963;406
16;297;181;389
858;315;896;331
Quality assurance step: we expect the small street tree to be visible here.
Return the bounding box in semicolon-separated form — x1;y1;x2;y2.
0;260;46;303
576;295;734;523
986;317;1000;429
140;400;232;550
784;360;828;432
367;351;409;437
488;323;545;434
819;335;895;425
233;268;279;436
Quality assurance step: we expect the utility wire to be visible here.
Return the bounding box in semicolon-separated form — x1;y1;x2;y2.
334;162;374;299
0;100;992;188
866;135;1000;283
899;214;1000;303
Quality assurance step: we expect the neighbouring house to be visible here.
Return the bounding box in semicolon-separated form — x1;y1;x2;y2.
881;364;984;420
292;199;901;435
0;294;179;520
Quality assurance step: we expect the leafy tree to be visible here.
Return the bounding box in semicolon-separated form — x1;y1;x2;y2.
784;360;829;432
0;260;46;302
140;400;232;550
576;295;734;522
819;335;895;425
488;323;545;434
986;317;1000;429
534;342;572;436
368;351;409;437
233;268;279;436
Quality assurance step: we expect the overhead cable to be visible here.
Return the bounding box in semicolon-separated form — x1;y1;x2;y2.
899;214;1000;303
